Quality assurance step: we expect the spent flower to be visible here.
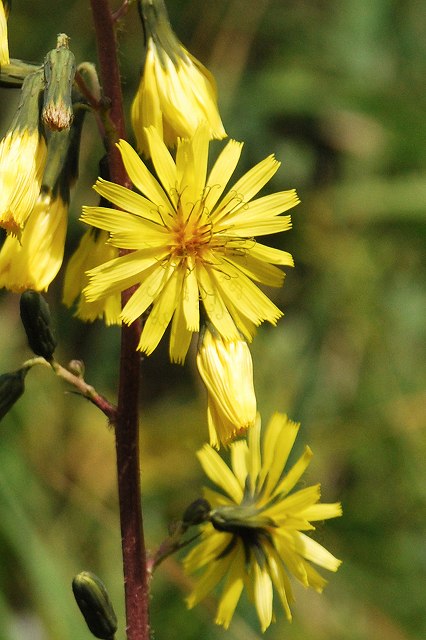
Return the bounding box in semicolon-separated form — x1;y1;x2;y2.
131;0;226;156
0;70;47;235
197;325;256;448
0;108;85;292
82;125;298;363
184;413;342;631
0;188;68;291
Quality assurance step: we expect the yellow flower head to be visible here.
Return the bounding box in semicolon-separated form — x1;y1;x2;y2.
63;228;121;325
184;413;342;631
197;325;256;449
0;0;10;65
131;0;226;156
81;126;298;363
0;189;67;292
0;71;47;235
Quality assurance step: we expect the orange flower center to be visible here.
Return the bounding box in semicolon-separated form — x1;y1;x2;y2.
170;213;212;260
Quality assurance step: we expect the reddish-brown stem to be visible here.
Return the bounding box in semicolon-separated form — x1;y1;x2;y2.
89;2;150;639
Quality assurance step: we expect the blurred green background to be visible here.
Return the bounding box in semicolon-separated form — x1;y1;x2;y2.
0;0;425;639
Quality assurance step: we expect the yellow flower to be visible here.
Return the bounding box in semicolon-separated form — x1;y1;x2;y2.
131;0;225;156
63;228;121;325
197;325;256;448
82;126;298;363
184;413;342;631
0;189;67;291
0;71;47;235
0;129;47;234
0;1;9;65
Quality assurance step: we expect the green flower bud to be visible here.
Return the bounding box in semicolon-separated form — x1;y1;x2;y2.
0;368;28;421
20;290;57;360
182;498;211;527
72;571;118;640
42;33;76;131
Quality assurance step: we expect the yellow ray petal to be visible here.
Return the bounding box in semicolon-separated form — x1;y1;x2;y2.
205;139;243;212
120;262;172;325
137;268;184;354
92;178;166;222
145;126;178;203
295;532;342;572
215;546;245;629
117;139;172;212
274;446;314;496
169;295;193;364
197;444;244;504
253;563;273;632
215;155;280;221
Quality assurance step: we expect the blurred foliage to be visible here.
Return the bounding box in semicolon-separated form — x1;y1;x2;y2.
0;0;425;639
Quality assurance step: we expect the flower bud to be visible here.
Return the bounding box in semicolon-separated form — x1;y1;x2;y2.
182;498;211;527
20;290;57;360
42;34;76;131
197;325;257;448
72;571;118;640
131;0;226;156
0;368;28;421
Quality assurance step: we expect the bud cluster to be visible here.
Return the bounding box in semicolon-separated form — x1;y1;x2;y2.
0;27;83;292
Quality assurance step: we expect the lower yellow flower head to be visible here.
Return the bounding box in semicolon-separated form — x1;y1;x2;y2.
0;0;9;65
82;126;298;363
184;413;342;631
63;229;121;325
0;189;67;291
197;325;256;448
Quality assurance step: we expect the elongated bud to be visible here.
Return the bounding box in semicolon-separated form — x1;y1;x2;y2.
0;368;28;421
183;498;211;527
42;33;75;131
20;290;57;360
72;571;118;640
132;0;226;156
197;324;257;448
42;106;86;196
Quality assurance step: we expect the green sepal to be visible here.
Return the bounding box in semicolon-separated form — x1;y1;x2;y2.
72;571;118;640
210;504;276;533
7;69;45;134
0;59;41;87
20;290;57;361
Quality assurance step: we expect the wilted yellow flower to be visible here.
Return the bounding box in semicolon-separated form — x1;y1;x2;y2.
0;71;47;235
0;189;67;291
131;0;226;156
63;228;121;325
0;0;10;65
81;125;298;363
184;413;342;631
197;326;256;448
